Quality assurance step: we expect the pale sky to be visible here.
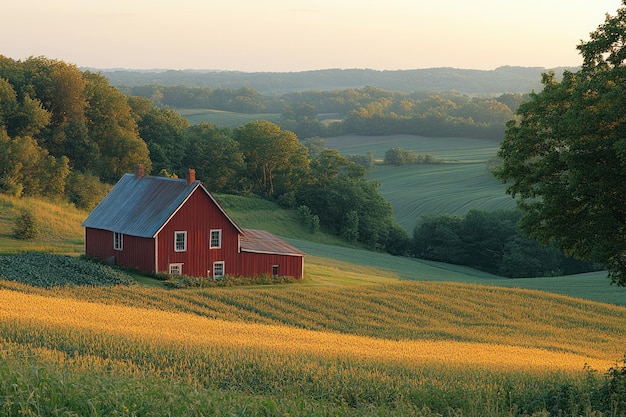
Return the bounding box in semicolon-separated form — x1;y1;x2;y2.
2;0;624;72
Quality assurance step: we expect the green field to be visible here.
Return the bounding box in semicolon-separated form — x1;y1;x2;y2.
178;108;281;127
324;134;516;230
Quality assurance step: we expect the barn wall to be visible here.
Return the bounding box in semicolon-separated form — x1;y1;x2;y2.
85;228;155;272
156;188;240;277
236;252;304;279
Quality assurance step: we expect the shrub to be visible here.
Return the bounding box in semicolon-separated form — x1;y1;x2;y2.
13;208;38;240
163;274;297;289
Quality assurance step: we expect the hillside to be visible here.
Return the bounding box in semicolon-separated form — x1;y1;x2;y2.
2;268;626;415
1;192;624;304
100;66;576;94
2;192;626;415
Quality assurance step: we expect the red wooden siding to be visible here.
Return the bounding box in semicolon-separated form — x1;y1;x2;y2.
156;188;240;277
85;228;155;272
237;252;304;279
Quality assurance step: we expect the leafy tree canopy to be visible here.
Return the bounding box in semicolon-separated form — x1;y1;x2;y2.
494;1;626;285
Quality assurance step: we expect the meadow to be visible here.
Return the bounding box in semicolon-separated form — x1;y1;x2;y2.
324;134;516;230
177;108;281;127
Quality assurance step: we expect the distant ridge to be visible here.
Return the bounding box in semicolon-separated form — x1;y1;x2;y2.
96;66;577;94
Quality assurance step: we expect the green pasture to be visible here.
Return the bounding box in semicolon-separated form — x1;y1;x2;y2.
289;238;626;306
324;134;515;230
177;108;280;127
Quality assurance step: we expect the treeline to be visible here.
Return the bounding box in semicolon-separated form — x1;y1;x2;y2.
121;84;527;140
102;66;569;94
0;56;401;252
410;210;600;278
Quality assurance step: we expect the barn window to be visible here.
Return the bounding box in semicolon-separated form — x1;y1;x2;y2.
174;231;187;252
113;232;123;251
213;261;225;278
169;263;183;275
272;265;279;277
210;229;222;249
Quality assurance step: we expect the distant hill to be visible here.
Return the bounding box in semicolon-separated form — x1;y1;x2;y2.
95;66;577;94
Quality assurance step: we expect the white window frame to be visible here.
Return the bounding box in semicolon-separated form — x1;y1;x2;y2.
113;232;123;251
210;229;222;249
169;263;183;275
174;231;187;252
213;261;225;278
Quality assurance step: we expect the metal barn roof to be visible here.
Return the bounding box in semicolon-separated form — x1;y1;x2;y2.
240;229;305;256
82;173;242;238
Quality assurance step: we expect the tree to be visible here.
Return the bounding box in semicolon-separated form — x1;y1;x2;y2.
183;123;244;193
234;121;309;196
84;71;151;181
494;1;626;285
13;208;38;240
136;106;189;177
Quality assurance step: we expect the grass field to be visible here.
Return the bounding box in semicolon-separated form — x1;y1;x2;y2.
324;134;516;230
177;108;281;127
2;191;626;415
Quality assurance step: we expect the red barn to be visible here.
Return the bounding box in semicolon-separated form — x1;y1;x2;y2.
82;167;304;279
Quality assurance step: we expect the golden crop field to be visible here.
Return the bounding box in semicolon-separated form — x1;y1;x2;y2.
2;280;626;416
0;288;616;372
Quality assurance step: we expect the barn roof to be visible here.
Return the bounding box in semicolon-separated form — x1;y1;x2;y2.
240;229;305;257
82;173;242;238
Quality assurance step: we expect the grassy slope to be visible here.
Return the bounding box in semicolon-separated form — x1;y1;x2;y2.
177;108;281;127
2;193;626;415
324;134;517;230
0;195;85;255
2;192;625;304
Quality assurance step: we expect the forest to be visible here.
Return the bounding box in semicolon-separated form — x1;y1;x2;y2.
0;55;597;277
120;83;525;140
102;66;574;94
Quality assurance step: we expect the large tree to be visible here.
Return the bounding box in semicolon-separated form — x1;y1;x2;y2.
494;1;626;285
234;121;309;196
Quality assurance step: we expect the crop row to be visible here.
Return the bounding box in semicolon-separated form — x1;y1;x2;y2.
0;253;133;287
0;289;609;415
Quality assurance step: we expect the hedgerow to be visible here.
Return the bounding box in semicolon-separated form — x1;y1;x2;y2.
0;252;134;287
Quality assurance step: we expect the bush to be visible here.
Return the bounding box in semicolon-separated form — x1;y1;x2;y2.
163;274;297;289
297;205;319;234
13;208;38;240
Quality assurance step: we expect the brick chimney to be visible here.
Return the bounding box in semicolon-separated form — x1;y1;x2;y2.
135;164;145;178
187;168;196;185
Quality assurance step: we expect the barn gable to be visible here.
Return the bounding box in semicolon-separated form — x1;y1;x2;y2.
82;171;242;238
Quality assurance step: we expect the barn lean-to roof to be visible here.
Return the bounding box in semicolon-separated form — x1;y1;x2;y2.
240;229;305;257
81;173;243;238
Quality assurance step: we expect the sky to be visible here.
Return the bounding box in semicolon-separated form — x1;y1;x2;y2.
2;0;624;72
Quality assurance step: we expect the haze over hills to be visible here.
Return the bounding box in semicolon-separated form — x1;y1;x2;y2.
96;66;577;94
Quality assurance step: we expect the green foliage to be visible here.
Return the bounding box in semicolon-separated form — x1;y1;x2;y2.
162;273;297;288
296;205;320;234
234;120;310;196
64;171;110;211
183;122;244;192
341;210;359;242
13;209;38;240
494;4;626;286
411;209;600;278
0;57;152;196
384;146;442;165
0;131;70;199
0;253;133;287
